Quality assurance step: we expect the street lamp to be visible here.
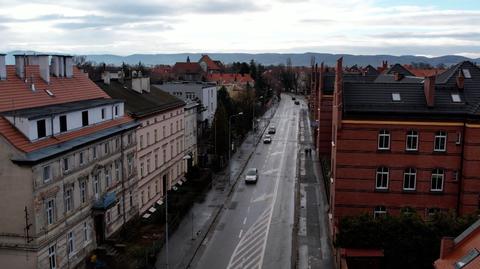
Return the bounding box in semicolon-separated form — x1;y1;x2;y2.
228;112;243;185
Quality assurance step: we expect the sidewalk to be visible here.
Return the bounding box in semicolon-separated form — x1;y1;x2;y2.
155;104;278;269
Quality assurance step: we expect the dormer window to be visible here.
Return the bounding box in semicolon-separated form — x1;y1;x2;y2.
101;108;106;120
59;115;67;133
451;93;462;103
114;105;119;117
82;111;89;127
392;93;401;102
37;119;46;138
462;69;472;79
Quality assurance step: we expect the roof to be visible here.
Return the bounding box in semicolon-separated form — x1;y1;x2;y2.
1;98;121;120
172;62;203;75
342;61;480;120
403;65;445;77
373;74;424;84
199;55;221;71
206;73;254;84
321;70;378;94
0;65;110;113
385;63;415;76
435;219;480;269
154;82;217;93
98;80;185;118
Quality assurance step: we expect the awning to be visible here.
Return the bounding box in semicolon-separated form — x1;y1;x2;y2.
148;207;156;213
93;192;116;210
142;213;151;219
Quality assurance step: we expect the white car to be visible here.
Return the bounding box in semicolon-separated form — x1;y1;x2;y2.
245;168;258;184
268;126;276;134
263;135;272;144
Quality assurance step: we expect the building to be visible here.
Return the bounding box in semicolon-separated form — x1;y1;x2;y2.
172;57;204;81
98;78;188;216
206;73;254;99
184;101;199;170
328;58;480;233
154;82;217;129
0;54;139;268
198;54;222;74
435;219;480;269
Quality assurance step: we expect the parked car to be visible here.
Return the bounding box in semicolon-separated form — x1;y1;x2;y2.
294;100;300;105
292;97;296;100
245;168;258;184
268;126;276;134
263;134;272;144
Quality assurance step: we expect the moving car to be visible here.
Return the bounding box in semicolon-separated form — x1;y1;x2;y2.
263;134;272;144
245;168;258;184
268;126;276;134
294;100;300;105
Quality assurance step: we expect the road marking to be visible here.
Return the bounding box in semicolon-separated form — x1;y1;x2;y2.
243;217;247;225
238;229;243;239
247;206;250;213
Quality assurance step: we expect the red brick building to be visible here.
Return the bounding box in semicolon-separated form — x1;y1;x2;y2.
328;58;480;232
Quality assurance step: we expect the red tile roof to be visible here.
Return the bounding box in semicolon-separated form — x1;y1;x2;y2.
0;66;110;113
207;73;254;84
199;55;221;71
403;65;446;77
172;62;203;74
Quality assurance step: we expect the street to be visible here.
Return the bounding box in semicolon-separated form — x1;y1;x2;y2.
192;94;301;269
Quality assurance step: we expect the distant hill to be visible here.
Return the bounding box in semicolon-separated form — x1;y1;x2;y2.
4;51;478;67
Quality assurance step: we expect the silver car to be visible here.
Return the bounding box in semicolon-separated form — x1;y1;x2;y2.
245;168;258;184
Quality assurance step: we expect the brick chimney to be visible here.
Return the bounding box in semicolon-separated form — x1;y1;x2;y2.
439;237;455;259
334;57;343;128
319;62;325;94
457;70;465;90
0;54;6;80
424;75;436;107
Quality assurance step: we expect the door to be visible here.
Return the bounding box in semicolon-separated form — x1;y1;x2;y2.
94;214;105;245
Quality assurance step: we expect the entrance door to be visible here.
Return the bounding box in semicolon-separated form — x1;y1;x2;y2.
94;214;105;245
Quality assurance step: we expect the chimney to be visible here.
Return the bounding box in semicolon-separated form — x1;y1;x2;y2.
439;237;455;259
51;56;61;77
457;70;465;90
334;57;344;128
319;62;325;94
383;60;388;70
424;75;436;107
37;55;50;83
65;56;73;78
394;72;404;81
0;54;6;80
14;55;26;79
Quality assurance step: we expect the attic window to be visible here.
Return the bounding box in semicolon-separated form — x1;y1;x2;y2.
463;69;472;79
45;89;55;97
392;93;401;102
451;93;462;103
455;248;480;269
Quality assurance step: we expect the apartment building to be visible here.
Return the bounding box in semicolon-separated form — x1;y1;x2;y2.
0;54;139;269
99;78;187;215
329;58;480;233
184;101;199;169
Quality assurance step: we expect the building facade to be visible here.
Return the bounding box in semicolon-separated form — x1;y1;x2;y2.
0;54;139;269
328;58;480;233
184;101;199;169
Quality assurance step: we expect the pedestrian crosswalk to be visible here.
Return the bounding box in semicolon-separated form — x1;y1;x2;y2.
226;207;273;269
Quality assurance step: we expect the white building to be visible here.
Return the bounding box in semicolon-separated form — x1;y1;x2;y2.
184;101;199;169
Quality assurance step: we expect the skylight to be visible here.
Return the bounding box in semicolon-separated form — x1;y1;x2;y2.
463;69;472;79
455;248;480;269
451;93;462;103
392;93;401;102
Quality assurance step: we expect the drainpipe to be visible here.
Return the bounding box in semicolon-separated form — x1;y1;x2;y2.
457;122;466;215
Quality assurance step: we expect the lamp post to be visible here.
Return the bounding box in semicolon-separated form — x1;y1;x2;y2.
228;112;243;185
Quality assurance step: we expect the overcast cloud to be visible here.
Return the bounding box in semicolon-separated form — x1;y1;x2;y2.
0;0;479;57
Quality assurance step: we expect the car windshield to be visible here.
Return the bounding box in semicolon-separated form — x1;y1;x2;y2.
247;169;256;175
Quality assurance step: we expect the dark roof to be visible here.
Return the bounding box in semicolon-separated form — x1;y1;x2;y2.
322;72;378;94
1;98;120;119
374;74;424;84
98;81;185;118
342;61;480;121
385;63;415;76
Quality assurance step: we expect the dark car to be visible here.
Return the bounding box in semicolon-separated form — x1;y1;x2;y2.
292;97;296;100
294;101;300;105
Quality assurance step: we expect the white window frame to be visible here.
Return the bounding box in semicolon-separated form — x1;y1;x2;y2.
80;181;86;204
378;130;390;150
63;157;69;173
46;198;55;225
406;130;419;151
114;105;119;116
101;108;106;120
431;168;444;192
48;244;56;269
374;206;387;219
93;174;100;199
67;231;75;257
403;168;417;191
105;167;111;187
43;165;52;182
375;167;389;190
434;131;447;152
83;221;91;245
64;188;73;212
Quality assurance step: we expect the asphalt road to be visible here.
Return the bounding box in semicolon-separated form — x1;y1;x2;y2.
192;94;301;269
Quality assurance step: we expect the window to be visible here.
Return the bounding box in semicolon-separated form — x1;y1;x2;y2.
128;133;133;145
37;119;46;138
140;162;145;177
82;111;89;127
63;158;69;173
147;186;151;200
79;151;84;165
129;191;133;207
146;159;150;174
427;208;440;218
391;93;401;102
375;167;389;190
92;146;97;159
115;138;120;150
140;191;144;206
170;144;174;159
176;121;179;132
93;174;100;199
67;231;75;256
163;149;166;164
48;245;56;269
374;206;387;218
431;168;444;191
127;155;133;175
65;188;73;212
43;165;52;182
117;202;121;216
170;123;173;135
163;126;166;138
46;198;55;225
155;129;158;142
462;68;472;79
83;221;90;243
451;93;462;103
140;135;144;148
454;170;460;181
456;132;462;145
59;115;67;132
403;168;417;190
147;133;150;146
180;119;183;130
378;130;390;150
106;211;111;223
80;181;86;204
115;160;120;180
104;143;108;154
114;105;119;116
105;167;111;187
434;131;447;152
401;207;415;216
101;108;106;120
155;153;158;169
406;130;418;151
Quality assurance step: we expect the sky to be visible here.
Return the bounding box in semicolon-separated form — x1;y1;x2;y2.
0;0;479;57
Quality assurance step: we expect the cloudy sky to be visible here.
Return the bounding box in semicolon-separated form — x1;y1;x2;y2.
0;0;479;57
